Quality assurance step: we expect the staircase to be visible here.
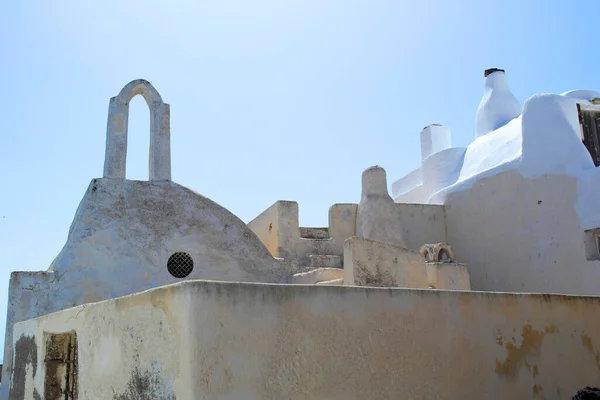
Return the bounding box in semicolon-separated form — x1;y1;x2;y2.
292;227;344;284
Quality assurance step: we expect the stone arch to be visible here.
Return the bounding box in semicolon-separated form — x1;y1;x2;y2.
420;246;432;262
420;243;456;263
437;247;455;263
103;79;171;181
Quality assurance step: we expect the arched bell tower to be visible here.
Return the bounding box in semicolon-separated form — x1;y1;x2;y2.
103;79;171;180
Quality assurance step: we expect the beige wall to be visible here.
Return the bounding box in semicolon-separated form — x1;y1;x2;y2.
245;200;281;257
445;170;600;295
10;280;600;399
396;203;447;251
249;201;448;266
344;237;429;288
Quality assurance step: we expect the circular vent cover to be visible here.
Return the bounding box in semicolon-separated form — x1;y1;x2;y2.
167;252;194;278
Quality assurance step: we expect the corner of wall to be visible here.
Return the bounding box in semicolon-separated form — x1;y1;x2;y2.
520;94;593;178
275;201;299;259
328;204;358;249
2;271;60;398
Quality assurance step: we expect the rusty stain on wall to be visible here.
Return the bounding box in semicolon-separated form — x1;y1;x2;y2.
581;334;600;370
495;324;558;378
533;383;544;399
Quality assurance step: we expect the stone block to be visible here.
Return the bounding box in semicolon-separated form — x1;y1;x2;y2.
316;278;344;285
343;237;428;288
299;227;329;239
426;262;471;290
291;268;344;284
309;255;341;269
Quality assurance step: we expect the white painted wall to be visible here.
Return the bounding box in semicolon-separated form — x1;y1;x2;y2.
421;147;466;203
391;167;423;202
445;169;600;295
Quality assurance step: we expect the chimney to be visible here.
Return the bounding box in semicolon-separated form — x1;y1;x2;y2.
420;124;452;161
475;68;522;138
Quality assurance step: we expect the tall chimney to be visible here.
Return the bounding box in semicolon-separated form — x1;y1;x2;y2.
475;68;522;138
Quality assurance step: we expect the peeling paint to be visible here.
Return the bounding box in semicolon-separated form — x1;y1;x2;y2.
495;324;558;378
9;335;37;400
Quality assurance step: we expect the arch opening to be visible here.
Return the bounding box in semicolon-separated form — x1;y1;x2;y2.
103;79;171;181
126;95;151;181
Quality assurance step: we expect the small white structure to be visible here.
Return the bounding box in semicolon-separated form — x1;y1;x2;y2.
392;124;466;204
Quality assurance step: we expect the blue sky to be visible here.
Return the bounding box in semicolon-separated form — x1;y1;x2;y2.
0;0;599;356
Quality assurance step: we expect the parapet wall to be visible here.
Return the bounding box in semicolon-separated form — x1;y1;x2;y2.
9;280;600;399
248;201;358;266
248;201;448;267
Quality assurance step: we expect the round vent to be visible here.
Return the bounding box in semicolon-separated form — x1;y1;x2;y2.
167;252;194;278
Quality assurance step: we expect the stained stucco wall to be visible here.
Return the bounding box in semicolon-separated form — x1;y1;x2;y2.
445;169;600;294
9;280;600;399
343;237;429;288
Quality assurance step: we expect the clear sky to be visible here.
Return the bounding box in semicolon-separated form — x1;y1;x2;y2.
0;0;599;357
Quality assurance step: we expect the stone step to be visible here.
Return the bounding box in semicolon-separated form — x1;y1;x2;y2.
299;227;330;240
316;278;344;286
291;268;344;284
309;254;342;269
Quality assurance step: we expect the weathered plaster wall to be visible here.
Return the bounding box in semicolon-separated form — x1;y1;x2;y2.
248;201;358;265
357;166;407;248
445;170;600;294
9;280;600;399
1;178;295;399
51;178;288;285
426;262;471;290
344;237;429;288
249;168;448;268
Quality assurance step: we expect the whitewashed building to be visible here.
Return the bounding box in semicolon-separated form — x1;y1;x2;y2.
4;72;600;399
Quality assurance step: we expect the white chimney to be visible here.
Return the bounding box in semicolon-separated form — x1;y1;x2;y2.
475;68;521;138
420;124;452;161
